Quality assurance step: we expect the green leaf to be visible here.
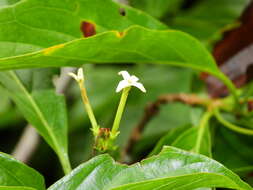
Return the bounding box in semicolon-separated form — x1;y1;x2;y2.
129;0;183;18
0;0;237;99
172;125;212;157
173;111;212;157
149;125;191;156
0;26;227;81
0;71;71;174
0;0;19;6
0;187;36;190
150;122;212;158
0;152;45;190
49;146;252;190
213;127;253;171
0;0;166;58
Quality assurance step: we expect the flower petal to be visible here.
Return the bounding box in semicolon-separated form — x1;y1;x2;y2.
116;80;130;92
130;75;139;82
133;82;146;93
118;71;131;80
77;68;84;80
68;72;78;81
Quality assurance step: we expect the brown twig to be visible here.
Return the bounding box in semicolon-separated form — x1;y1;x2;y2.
123;93;210;161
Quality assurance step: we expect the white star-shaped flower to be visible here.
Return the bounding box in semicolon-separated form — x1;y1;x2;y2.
116;71;146;93
68;68;84;83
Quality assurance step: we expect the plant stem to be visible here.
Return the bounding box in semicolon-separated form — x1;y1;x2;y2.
195;111;213;153
111;87;131;138
214;109;253;135
218;73;239;105
58;153;72;174
78;81;99;134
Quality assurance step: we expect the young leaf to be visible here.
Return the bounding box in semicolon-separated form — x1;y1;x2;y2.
48;146;252;190
0;152;45;190
0;71;71;174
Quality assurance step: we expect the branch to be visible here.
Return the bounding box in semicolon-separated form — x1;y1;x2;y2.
123;93;209;160
12;67;76;163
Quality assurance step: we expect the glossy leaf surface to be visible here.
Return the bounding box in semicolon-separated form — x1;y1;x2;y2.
0;152;45;190
49;146;252;190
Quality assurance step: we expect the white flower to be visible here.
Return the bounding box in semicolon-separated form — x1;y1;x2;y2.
116;71;146;93
68;68;84;83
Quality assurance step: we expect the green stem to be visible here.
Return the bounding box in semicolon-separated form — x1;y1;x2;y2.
214;109;253;135
218;73;239;105
58;153;72;174
243;82;253;101
195;111;213;153
111;87;130;138
78;82;99;135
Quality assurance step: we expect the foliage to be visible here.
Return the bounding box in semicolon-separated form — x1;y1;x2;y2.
0;0;253;190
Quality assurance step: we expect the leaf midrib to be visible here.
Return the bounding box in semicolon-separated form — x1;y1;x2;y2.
9;71;64;156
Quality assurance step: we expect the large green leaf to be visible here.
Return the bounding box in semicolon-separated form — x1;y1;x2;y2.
0;0;166;58
0;71;71;174
0;26;227;81
0;152;45;190
49;146;252;190
0;0;236;96
0;187;35;190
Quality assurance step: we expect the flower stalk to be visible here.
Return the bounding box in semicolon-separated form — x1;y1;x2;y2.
69;69;146;152
69;68;99;137
110;87;131;139
78;82;99;136
110;71;146;140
